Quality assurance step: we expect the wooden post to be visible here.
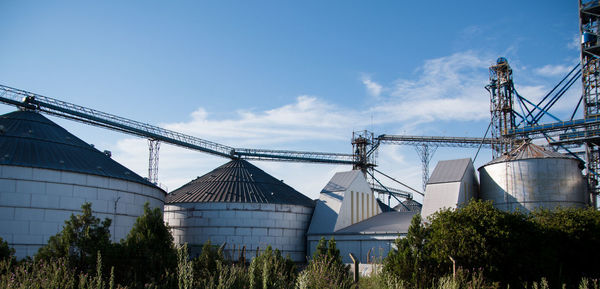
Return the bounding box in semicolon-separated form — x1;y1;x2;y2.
349;253;359;284
448;256;456;279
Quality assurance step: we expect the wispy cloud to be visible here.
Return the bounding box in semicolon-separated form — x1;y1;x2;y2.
568;33;580;51
535;64;573;77
371;51;492;124
362;76;383;97
164;95;357;147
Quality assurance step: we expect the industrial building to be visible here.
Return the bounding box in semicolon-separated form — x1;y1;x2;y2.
306;170;413;263
0;110;165;259
164;159;314;262
421;158;478;220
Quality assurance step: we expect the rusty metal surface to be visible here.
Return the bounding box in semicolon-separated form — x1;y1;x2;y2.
486;142;573;165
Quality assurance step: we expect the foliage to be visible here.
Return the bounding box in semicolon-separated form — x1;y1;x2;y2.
296;255;353;289
384;214;430;287
118;202;177;288
0;237;14;263
35;202;112;274
297;237;352;289
196;261;249;289
192;240;225;282
177;244;194;289
0;253;116;289
530;207;600;286
248;245;296;289
383;200;600;288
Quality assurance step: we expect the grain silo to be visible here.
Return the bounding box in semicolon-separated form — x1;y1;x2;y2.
0;110;166;259
479;142;587;212
164;159;315;262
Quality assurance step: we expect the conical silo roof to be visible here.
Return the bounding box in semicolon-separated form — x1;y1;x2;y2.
166;159;315;207
0;110;156;186
394;199;422;212
485;141;577;166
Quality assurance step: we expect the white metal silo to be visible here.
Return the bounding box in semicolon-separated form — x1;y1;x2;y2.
478;142;587;212
164;159;314;262
0;110;165;259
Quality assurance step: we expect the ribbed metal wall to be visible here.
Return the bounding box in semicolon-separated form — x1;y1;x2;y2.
164;202;313;262
0;165;165;259
479;157;587;212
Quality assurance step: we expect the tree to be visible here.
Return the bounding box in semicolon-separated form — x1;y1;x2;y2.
530;207;600;286
384;214;431;287
119;202;177;288
312;237;327;260
0;237;14;261
35;202;112;274
192;240;224;282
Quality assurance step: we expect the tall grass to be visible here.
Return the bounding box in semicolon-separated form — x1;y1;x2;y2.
0;252;116;289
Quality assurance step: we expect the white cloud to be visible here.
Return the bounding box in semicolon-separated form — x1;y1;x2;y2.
568;33;580;50
370;51;492;124
535;64;573;77
362;76;383;97
164;95;357;147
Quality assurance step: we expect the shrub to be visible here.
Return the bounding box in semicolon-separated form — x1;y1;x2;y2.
0;237;14;262
192;240;225;282
383;200;600;288
248;245;296;289
118;202;177;288
297;237;352;289
35;202;112;274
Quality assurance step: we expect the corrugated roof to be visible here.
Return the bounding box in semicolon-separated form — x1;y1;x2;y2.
427;158;472;184
321;170;360;193
0;110;158;187
165;159;315;207
394;199;422;212
486;142;574;165
334;211;416;235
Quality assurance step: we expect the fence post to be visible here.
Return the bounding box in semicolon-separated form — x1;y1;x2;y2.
349;253;359;284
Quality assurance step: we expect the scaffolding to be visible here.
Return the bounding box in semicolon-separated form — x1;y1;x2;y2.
581;0;600;203
487;57;517;158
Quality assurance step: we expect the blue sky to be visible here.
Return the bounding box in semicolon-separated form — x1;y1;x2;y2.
0;1;582;202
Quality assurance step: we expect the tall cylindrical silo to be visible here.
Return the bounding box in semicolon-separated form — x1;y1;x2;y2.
164;159;314;262
478;142;587;212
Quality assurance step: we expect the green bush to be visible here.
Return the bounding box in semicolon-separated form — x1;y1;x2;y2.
192;240;225;282
0;237;14;262
249;245;296;289
297;237;352;289
118;202;177;288
383;200;600;288
35;202;112;274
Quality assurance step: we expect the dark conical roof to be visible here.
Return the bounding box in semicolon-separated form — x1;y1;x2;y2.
166;159;315;207
394;199;422;212
0;110;158;187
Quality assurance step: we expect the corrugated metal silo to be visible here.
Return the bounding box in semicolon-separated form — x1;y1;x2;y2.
164;159;314;262
478;142;587;212
0;110;166;259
